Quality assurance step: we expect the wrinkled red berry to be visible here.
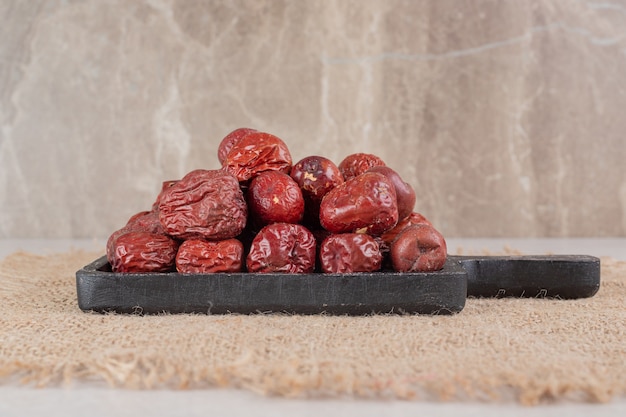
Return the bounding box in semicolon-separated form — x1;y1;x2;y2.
109;231;179;273
338;153;385;181
319;171;398;235
107;227;132;264
366;166;416;221
106;210;167;263
126;210;152;225
222;131;292;182
158;169;247;240
126;210;166;234
246;223;316;273
176;239;244;273
379;212;433;251
390;224;447;272
319;233;382;273
152;180;179;211
247;171;304;226
290;155;344;227
291;156;344;202
217;128;258;165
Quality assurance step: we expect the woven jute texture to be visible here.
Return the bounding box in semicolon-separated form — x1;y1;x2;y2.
0;250;624;405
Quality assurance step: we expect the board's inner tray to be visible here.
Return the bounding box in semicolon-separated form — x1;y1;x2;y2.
76;256;467;315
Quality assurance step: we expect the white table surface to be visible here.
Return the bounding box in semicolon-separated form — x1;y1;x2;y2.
1;238;625;417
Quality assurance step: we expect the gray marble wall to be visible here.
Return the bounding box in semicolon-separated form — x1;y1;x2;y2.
1;0;625;238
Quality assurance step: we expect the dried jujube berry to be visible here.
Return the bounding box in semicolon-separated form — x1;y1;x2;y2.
338;153;386;181
291;156;344;202
366;166;416;221
158;169;247;240
247;171;304;226
290;155;344;227
126;210;152;225
176;239;244;273
106;210;167;263
379;212;433;253
246;223;316;273
107;227;132;264
126;210;166;234
390;224;447;272
319;171;398;235
222;131;292;182
377;212;433;270
151;180;179;211
109;231;179;273
217;127;257;165
319;233;382;273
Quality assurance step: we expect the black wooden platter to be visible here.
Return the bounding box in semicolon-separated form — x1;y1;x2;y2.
76;256;467;315
75;254;600;316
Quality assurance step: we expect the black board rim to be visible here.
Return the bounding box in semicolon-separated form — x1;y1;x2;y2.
76;256;468;316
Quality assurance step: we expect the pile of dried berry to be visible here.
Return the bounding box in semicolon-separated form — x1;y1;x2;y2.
106;128;447;274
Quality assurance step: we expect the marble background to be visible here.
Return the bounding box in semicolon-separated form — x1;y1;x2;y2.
1;0;625;238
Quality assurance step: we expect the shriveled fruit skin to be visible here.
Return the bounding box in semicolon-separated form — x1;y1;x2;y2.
338;153;385;181
222;131;292;182
319;172;398;236
217;128;257;165
125;210;166;234
247;171;304;226
319;233;382;273
176;239;244;273
390;224;447;272
291;155;344;202
106;210;167;264
109;231;179;273
151;180;179;211
246;223;316;273
158;169;247;240
290;155;344;227
366;166;416;221
379;212;433;250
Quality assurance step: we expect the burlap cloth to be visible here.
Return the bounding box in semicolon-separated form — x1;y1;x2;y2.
0;249;624;405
